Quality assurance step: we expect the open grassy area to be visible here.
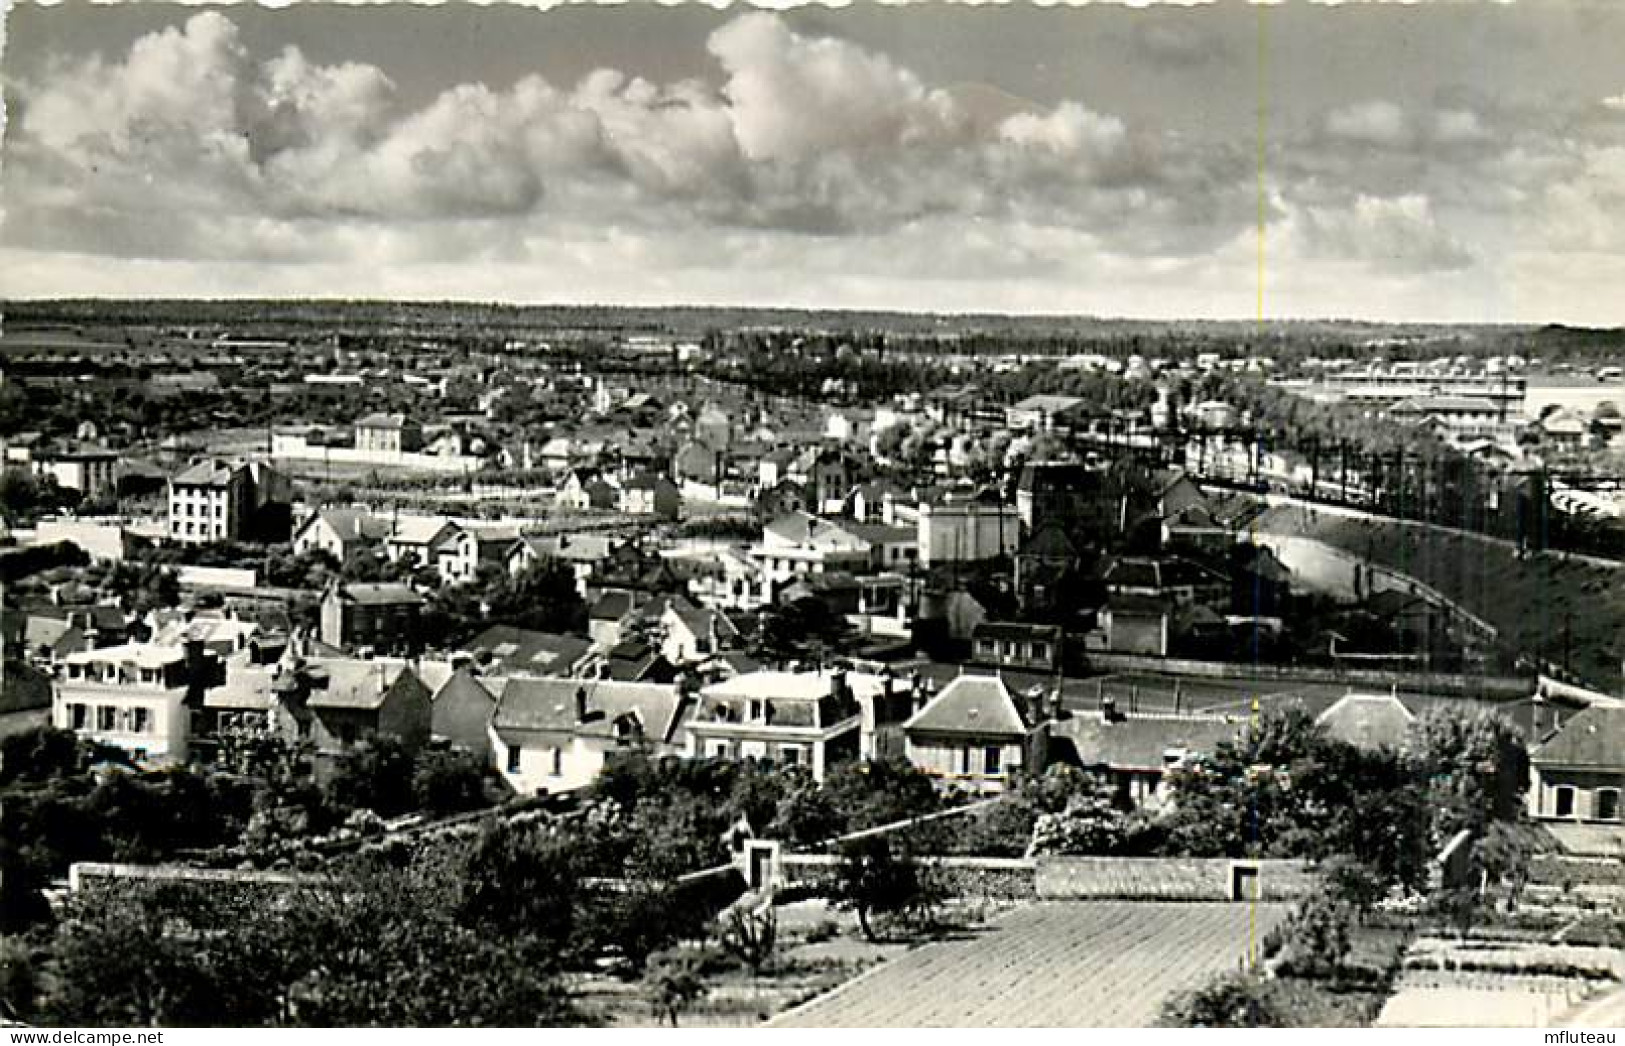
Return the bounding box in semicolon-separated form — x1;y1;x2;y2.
1259;505;1625;690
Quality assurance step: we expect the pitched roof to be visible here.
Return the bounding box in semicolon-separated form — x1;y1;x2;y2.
1532;705;1625;769
1050;713;1245;772
1019;523;1080;561
301;507;391;543
590;589;637;621
1316;693;1415;752
172;458;246;487
434;666;494;703
973;620;1062;643
335;582;424;607
204;665;276;711
904;675;1028;738
305;659;418;710
461;625;589;676
356;412;414;428
388;515;457;546
492;677;683;742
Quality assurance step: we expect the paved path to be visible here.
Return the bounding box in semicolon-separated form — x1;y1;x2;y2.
772;902;1287;1028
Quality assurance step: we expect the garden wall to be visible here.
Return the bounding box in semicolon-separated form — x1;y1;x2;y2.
776;854;1037;901
1034;856;1319;902
1530;853;1625;888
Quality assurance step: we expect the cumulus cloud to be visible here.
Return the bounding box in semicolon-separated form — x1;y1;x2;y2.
5;10;1255;259
1293;193;1474;274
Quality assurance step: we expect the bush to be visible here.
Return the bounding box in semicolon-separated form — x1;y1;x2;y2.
1159;972;1287;1028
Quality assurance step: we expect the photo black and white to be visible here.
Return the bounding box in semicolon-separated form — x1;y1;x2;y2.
2;0;1625;1031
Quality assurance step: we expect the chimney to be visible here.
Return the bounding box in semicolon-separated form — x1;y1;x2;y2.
575;686;589;722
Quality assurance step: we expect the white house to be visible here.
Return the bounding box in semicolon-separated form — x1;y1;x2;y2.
489;678;686;795
53;643;200;766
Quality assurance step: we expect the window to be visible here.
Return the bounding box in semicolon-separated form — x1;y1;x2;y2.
550;748;564;777
96;706;117;731
69;703;88;730
781;746;801;767
1599;789;1621;822
749;700;764;722
1031;642;1050;662
713;742;731;758
960;747;972;774
985;746;1003;776
506;743;522;774
1555;785;1576;818
130;708;151;735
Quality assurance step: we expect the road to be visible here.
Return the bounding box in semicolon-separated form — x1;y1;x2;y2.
771;901;1287;1028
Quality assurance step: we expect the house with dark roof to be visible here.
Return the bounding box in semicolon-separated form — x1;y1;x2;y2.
1033;710;1245;809
580;640;676;684
489;677;687;794
659;604;741;666
588;588;644;648
903;674;1031;795
1315;692;1415;753
319;582;425;654
459;625;591;679
304;658;433;756
970;621;1063;674
1529;704;1625;823
292;507;392;562
431;668;497;758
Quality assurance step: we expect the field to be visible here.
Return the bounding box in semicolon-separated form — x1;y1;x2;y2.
772;902;1287;1027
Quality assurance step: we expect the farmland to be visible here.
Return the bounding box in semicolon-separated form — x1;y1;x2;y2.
772;902;1287;1028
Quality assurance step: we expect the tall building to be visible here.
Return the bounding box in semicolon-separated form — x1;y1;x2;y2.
167;459;292;544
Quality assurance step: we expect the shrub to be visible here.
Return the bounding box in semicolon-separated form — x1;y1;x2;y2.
1159;972;1287;1028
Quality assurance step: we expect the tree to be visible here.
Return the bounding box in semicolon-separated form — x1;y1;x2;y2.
643;948;706;1027
1028;785;1130;856
36;856;579;1027
411;748;489;817
752;596;856;666
0;726;91;786
717;900;777;977
322;739;416;818
1279;895;1352;979
829;837;932;942
1408;708;1529;839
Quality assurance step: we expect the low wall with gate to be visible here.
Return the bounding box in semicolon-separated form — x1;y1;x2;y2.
1034;856;1318;902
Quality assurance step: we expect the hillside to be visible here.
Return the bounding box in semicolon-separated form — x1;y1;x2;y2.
1258;505;1625;692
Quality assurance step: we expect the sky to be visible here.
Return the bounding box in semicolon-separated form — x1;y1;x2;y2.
3;0;1625;324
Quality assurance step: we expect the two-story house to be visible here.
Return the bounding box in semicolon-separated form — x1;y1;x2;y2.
53;642;207;765
291;507;392;562
319;582;425;654
686;669;882;780
354;413;424;455
490;677;687;795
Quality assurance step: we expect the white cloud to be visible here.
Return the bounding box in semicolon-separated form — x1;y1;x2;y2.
1293;193;1474;274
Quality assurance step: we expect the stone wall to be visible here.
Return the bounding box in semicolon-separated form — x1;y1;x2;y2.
1034;856;1319;902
